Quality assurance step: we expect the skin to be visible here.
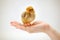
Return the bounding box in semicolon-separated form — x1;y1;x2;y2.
10;21;60;40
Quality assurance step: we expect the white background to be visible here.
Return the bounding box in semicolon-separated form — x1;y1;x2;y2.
0;0;60;40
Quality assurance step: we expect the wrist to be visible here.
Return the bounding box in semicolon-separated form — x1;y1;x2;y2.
45;27;60;40
45;26;54;34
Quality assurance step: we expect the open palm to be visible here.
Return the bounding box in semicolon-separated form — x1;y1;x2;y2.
10;21;50;33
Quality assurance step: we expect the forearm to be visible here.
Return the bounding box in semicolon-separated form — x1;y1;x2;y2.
46;27;60;40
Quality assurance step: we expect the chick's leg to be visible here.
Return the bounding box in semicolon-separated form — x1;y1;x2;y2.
24;22;31;26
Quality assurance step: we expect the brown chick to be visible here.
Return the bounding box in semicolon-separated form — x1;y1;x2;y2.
21;6;35;26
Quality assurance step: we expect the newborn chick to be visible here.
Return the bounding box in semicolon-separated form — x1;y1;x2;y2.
21;6;35;26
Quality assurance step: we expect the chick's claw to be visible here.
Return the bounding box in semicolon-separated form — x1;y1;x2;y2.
23;23;32;27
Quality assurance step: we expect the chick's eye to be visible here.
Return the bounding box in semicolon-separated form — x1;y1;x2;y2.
29;9;33;11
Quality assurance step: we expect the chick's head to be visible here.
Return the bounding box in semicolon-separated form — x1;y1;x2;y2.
26;6;34;13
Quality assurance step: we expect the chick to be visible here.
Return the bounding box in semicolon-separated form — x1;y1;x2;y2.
21;6;35;26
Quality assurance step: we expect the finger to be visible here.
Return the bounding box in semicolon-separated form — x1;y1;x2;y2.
10;21;27;31
10;21;22;26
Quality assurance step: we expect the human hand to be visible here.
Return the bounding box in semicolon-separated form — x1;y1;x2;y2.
10;21;50;33
10;21;60;40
